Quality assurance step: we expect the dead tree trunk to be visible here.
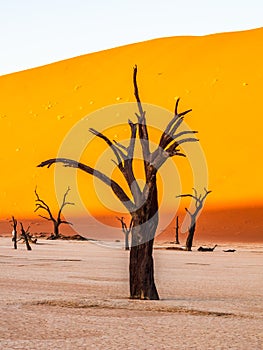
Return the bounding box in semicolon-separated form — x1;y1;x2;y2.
175;216;180;244
129;178;159;299
185;219;196;251
11;216;18;249
34;187;74;239
38;66;198;299
20;223;32;251
177;188;211;251
53;222;59;239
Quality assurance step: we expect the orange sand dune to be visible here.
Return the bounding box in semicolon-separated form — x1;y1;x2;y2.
0;28;263;242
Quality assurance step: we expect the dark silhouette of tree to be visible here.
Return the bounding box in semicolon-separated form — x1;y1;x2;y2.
116;216;133;250
20;223;32;251
177;188;211;251
198;244;217;252
37;66;198;299
34;187;74;239
175;215;180;244
11;216;18;249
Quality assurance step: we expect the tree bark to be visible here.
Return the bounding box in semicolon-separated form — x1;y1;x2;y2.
129;178;159;300
175;216;180;244
130;239;158;299
185;219;196;251
54;222;59;238
125;233;129;251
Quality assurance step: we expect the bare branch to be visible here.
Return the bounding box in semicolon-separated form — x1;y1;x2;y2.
127;120;137;158
133;66;151;167
175;137;199;146
37;158;136;213
173;130;198;139
174;98;180;116
57;187;74;222
159;108;192;150
133;65;144;117
34;188;56;222
151;99;195;167
113;140;128;152
169;110;192;135
38;215;52;221
185;207;191;215
176;193;199;202
60;220;73;225
90;124;142;205
89;128;126;168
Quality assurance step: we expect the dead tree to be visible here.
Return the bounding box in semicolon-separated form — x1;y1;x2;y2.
11;216;18;249
34;187;74;239
177;188;211;251
38;66;198;300
175;216;180;244
20;223;32;251
116;216;133;250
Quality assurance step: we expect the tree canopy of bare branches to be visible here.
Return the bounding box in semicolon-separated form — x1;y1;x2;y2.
177;188;211;251
38;66;198;299
34;187;74;239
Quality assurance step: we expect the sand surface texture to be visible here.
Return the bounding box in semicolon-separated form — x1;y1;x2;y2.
0;237;262;349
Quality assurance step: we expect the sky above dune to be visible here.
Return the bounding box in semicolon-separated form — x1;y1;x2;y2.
0;0;262;76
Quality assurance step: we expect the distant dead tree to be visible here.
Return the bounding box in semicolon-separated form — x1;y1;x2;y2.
116;216;133;250
175;215;180;244
11;216;18;249
34;187;74;239
20;223;32;251
38;66;198;300
177;188;211;251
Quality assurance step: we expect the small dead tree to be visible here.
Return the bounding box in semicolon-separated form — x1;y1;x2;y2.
34;187;74;239
20;223;32;251
38;66;198;300
116;216;133;250
177;188;211;251
11;216;18;249
175;216;180;244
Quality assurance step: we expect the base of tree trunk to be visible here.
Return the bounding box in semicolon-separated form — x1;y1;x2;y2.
129;240;159;300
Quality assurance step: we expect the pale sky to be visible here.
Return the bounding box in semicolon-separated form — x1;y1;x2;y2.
0;0;262;76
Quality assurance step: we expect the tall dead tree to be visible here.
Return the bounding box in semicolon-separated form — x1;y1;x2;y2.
34;187;74;239
11;216;18;249
116;216;133;250
177;188;211;251
38;66;198;300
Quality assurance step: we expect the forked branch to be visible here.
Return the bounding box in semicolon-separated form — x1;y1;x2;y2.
177;187;212;218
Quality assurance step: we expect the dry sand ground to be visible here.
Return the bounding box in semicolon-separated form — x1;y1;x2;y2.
0;237;262;350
